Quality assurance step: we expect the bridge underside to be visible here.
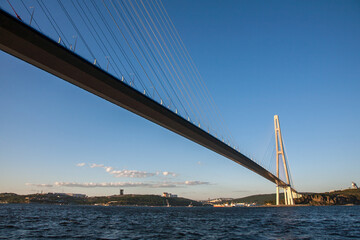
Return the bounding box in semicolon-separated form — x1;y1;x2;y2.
0;10;288;187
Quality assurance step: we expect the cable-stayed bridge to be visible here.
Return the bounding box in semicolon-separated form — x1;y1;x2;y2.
0;0;298;204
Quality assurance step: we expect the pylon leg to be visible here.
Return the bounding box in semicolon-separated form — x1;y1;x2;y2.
284;187;288;205
288;189;291;205
276;185;280;205
288;187;294;205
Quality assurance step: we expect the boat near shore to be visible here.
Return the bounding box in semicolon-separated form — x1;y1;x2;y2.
213;203;257;207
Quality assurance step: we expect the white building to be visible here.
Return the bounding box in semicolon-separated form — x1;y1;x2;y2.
162;192;177;198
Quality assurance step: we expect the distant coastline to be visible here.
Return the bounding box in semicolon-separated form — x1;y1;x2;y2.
1;189;359;207
0;193;206;207
216;189;360;206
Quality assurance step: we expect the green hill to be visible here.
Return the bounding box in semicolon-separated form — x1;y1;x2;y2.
233;193;282;205
0;193;203;207
88;194;202;206
217;193;286;205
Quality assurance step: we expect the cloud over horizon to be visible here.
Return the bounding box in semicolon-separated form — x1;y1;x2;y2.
86;163;177;179
26;181;210;189
25;183;53;188
54;181;209;188
90;163;104;168
159;171;177;177
110;170;155;178
22;163;211;190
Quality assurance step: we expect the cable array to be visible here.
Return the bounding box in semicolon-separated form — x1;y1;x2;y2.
1;0;250;161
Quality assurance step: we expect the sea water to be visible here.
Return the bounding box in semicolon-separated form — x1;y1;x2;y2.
0;204;359;239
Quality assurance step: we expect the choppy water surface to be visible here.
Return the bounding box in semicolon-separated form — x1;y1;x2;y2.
0;204;359;239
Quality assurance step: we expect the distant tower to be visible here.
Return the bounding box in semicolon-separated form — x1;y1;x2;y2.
274;115;294;205
120;189;124;195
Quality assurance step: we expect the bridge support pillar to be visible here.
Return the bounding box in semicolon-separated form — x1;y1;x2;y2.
274;115;296;206
287;186;294;205
284;187;288;205
276;185;295;205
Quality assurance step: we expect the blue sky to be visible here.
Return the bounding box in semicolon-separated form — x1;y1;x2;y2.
0;0;359;200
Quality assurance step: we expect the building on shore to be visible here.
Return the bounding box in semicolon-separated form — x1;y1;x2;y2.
53;193;87;198
162;192;178;198
208;198;233;203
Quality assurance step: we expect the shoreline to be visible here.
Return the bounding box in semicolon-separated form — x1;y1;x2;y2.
1;202;358;208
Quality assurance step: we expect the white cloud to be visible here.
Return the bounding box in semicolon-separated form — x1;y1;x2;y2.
150;183;177;188
25;183;53;187
110;170;155;178
162;171;177;177
184;181;209;186
54;182;151;188
83;163;176;179
76;163;86;167
50;180;210;189
90;163;104;168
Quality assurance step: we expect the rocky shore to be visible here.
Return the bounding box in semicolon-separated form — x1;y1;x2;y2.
295;189;360;205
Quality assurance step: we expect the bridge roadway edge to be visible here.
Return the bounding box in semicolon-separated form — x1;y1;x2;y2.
0;9;287;187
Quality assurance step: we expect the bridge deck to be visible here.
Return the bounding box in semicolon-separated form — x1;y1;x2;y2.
0;9;288;187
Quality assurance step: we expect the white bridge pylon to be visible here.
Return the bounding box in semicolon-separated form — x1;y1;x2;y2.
274;115;297;205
